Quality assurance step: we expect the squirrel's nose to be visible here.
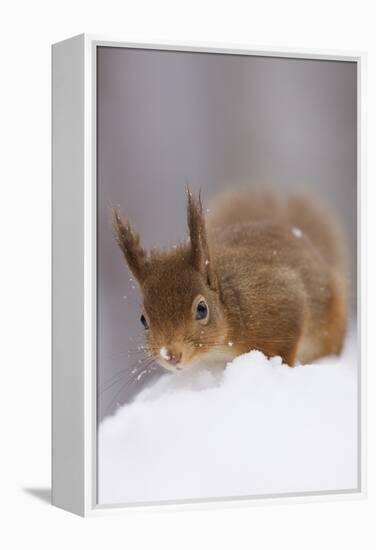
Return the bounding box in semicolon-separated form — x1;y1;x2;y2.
160;347;182;365
167;351;182;366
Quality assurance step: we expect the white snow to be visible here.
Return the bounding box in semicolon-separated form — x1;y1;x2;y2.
291;226;303;238
159;346;170;361
98;329;358;505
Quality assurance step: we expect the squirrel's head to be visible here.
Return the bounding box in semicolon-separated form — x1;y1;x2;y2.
113;190;228;371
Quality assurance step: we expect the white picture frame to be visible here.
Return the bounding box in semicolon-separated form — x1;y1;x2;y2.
52;34;366;517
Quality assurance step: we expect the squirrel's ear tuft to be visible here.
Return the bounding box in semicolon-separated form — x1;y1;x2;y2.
186;189;218;291
112;209;149;283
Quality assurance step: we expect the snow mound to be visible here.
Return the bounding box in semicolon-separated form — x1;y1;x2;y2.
98;330;358;505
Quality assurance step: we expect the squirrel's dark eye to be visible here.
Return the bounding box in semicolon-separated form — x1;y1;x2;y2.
140;314;149;329
196;301;208;320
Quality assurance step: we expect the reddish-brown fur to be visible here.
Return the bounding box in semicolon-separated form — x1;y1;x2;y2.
113;188;348;370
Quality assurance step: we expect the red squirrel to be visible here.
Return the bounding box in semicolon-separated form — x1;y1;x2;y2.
113;188;347;370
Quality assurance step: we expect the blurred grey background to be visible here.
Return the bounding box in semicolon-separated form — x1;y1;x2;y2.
97;47;357;421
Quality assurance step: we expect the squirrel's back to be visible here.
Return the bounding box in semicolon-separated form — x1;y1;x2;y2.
206;188;348;364
207;188;346;272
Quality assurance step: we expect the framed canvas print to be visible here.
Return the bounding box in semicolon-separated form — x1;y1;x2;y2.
52;34;366;516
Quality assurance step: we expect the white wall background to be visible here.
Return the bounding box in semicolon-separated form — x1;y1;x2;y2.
1;1;375;549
